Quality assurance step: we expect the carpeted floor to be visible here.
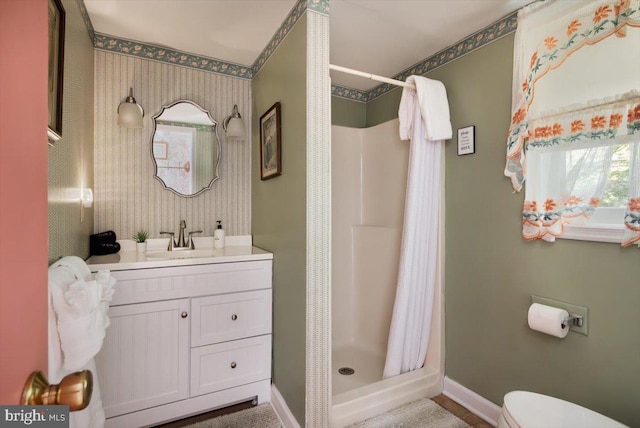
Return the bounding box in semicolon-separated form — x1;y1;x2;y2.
348;398;471;428
183;404;281;428
182;397;472;428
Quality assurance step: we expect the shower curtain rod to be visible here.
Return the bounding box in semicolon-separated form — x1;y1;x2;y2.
329;64;416;90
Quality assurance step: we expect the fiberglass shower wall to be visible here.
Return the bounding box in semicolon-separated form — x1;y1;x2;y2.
332;119;409;364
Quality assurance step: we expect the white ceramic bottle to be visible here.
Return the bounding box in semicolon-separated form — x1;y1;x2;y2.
214;220;225;249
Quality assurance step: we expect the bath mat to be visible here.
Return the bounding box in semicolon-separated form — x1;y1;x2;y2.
348;398;471;428
183;404;281;428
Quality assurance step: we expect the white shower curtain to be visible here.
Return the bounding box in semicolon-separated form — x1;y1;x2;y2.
383;76;449;378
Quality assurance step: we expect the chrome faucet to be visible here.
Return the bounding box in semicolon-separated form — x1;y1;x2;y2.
177;220;187;248
161;220;202;250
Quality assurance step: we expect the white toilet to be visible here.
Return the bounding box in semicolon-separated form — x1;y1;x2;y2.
497;391;628;428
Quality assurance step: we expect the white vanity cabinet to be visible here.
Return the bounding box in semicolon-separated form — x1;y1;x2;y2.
91;257;272;428
95;299;190;418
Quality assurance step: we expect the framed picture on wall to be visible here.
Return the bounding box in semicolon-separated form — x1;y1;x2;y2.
153;141;168;160
259;102;282;180
47;0;65;146
457;125;475;155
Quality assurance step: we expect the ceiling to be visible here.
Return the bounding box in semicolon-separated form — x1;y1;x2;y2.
84;0;530;91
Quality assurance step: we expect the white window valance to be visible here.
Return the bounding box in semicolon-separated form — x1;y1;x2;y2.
504;0;640;246
505;0;640;189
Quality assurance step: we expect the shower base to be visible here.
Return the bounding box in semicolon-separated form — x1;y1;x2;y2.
331;343;441;427
333;343;385;396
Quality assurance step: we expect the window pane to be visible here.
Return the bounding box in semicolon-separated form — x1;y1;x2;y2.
600;144;630;208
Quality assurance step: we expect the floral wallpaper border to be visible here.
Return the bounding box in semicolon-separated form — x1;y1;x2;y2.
76;0;95;43
308;0;330;16
80;0;324;80
94;33;254;79
79;0;515;101
331;10;518;103
156;120;217;132
252;0;309;76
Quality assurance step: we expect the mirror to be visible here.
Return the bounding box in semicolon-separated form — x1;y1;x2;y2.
151;100;221;197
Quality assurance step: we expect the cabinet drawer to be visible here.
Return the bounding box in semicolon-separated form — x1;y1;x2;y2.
108;260;272;306
191;289;272;347
190;335;271;397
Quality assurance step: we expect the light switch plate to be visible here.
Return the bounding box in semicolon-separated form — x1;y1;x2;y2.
531;295;588;336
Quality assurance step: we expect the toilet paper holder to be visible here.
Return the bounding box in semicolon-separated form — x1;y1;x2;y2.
531;295;589;336
562;314;583;328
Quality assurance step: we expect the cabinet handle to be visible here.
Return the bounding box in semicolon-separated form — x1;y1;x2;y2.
230;362;237;369
181;312;188;319
231;314;238;321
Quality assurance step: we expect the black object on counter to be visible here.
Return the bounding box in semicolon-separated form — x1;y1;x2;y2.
90;231;121;256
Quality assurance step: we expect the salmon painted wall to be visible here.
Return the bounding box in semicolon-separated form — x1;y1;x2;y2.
0;0;49;403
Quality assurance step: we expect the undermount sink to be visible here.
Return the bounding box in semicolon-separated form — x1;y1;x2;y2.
145;249;218;259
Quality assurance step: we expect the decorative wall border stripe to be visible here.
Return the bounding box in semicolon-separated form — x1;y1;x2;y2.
307;0;330;16
94;33;253;79
79;0;516;98
330;10;518;103
252;0;308;76
79;0;313;81
366;10;518;102
331;84;367;103
76;0;95;43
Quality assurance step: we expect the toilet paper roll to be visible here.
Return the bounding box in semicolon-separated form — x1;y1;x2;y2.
527;303;570;338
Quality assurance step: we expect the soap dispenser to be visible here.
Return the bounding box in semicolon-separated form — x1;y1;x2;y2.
214;220;225;249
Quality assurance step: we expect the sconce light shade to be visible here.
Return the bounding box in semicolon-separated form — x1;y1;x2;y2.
223;104;246;139
118;87;144;128
81;188;93;208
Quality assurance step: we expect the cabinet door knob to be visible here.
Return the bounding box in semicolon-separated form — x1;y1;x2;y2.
181;312;188;318
230;362;237;369
231;314;238;321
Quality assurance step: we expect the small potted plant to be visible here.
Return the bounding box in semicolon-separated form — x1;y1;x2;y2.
133;230;149;253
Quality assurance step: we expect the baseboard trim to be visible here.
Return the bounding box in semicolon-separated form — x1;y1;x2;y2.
271;384;301;428
443;376;502;427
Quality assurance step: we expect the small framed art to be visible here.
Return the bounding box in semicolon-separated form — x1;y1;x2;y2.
48;0;66;145
153;141;168;160
457;125;475;156
259;102;282;180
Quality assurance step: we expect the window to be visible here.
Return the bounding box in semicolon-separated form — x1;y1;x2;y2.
505;0;640;247
560;144;629;243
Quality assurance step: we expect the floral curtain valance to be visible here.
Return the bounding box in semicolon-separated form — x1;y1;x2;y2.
505;0;640;192
527;91;640;152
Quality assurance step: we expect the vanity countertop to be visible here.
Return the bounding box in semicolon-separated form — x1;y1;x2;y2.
86;236;272;272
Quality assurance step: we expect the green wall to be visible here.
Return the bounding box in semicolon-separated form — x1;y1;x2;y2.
251;15;307;425
331;96;366;127
365;87;402;128
362;33;640;426
48;0;94;263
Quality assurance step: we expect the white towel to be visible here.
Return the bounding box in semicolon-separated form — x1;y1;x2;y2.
399;75;452;141
48;266;77;377
48;257;115;428
49;267;115;370
51;255;92;282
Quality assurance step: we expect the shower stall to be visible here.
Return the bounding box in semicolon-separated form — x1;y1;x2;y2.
331;119;444;427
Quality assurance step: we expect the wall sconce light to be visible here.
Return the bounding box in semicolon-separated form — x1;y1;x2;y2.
80;188;93;224
64;187;94;223
81;188;93;208
222;104;246;139
117;87;144;128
